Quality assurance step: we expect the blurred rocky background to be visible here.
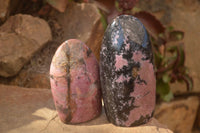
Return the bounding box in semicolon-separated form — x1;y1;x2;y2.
0;0;199;133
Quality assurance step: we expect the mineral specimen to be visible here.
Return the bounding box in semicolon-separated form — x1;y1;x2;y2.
50;39;102;124
100;15;156;127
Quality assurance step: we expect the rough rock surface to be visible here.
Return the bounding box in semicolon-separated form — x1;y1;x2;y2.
1;2;104;89
8;41;58;89
50;39;102;124
0;0;10;22
0;14;52;77
0;84;173;133
155;96;199;133
100;15;155;127
10;71;50;89
0;84;54;133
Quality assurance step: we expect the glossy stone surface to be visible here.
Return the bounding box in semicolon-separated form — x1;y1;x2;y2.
100;15;156;127
50;39;102;124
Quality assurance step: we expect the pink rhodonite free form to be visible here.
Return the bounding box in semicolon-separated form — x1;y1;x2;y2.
50;39;102;124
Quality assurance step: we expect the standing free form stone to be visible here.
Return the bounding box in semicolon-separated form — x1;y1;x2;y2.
50;39;102;124
100;15;156;127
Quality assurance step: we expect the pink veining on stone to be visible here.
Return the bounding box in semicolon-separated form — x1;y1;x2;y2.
69;45;101;123
123;35;128;44
132;51;144;62
125;51;156;126
113;34;119;45
50;42;69;111
116;74;125;83
50;39;101;124
115;54;128;70
123;35;130;51
125;43;130;51
116;74;131;83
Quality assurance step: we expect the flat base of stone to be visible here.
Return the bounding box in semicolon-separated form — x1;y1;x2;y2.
0;84;173;133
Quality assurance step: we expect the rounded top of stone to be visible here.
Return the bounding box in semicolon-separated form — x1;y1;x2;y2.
107;15;149;48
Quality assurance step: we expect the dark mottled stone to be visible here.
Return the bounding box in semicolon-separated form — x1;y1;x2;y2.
50;39;102;124
100;15;156;127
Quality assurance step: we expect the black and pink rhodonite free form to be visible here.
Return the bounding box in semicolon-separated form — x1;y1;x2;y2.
50;39;102;124
100;15;156;127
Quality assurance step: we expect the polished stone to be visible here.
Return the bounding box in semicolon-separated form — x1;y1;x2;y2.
50;39;102;124
100;15;156;127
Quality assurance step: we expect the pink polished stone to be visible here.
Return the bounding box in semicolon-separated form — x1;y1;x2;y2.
50;39;102;124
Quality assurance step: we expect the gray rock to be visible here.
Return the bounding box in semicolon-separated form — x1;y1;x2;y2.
0;14;52;77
